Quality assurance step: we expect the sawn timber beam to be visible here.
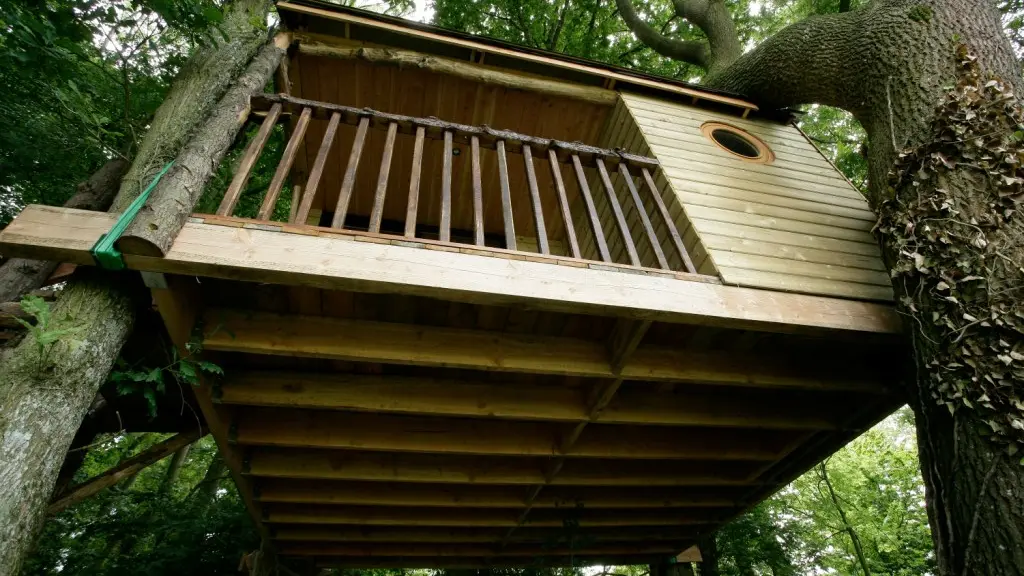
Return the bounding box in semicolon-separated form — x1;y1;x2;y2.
0;205;903;335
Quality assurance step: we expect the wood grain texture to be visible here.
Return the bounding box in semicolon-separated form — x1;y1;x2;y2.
259;106;311;220
332;116;370;228
218;103;282;217
471;136;485;246
404;126;426;238
368;121;398;233
522;145;549;254
496;141;516;250
620;93;891;302
295;111;340;225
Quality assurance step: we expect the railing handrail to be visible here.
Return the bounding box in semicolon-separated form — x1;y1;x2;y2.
252;93;659;169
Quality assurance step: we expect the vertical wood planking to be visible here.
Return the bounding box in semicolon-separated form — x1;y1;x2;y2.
596;159;640;267
496;140;516;251
404;126;426;238
258;107;311;221
369;122;399;233
440;130;453;242
331;116;370;229
642;167;696;273
217;103;282;217
522;145;549;254
293;111;340;225
548;149;580;259
619;164;669;269
471;136;485;246
571;155;611;262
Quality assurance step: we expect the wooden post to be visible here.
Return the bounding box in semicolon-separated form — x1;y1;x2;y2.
641;167;696;273
547;149;580;259
258;106;311;221
294;111;340;225
369;121;398;233
619;164;669;269
496;140;516;250
571;154;611;262
404;126;426;238
471;136;485;246
440;130;453;242
331;116;370;229
522;145;549;254
596;158;640;266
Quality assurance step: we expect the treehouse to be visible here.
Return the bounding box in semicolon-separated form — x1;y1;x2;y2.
0;0;905;571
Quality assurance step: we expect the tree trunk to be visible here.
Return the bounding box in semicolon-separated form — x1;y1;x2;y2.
190;452;226;512
0;270;140;576
818;462;872;575
110;0;273;212
691;2;1024;574
0;0;275;571
698;534;719;576
0;158;127;303
158;443;192;496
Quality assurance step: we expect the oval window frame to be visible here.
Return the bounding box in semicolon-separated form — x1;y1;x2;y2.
700;122;775;164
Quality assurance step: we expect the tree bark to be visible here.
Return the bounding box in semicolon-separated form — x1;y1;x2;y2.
117;37;288;257
0;158;127;303
0;270;140;576
617;0;1024;574
110;0;273;212
0;1;275;571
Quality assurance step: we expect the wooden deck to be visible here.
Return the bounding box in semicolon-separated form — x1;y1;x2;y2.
2;203;905;568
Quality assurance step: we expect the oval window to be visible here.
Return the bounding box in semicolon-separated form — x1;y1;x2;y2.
700;122;774;164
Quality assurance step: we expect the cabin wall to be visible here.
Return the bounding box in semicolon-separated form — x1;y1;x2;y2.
619;93;894;302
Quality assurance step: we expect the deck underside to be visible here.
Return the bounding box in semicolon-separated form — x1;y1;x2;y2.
0;205;906;568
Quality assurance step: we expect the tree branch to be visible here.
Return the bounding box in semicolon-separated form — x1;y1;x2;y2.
613;0;709;68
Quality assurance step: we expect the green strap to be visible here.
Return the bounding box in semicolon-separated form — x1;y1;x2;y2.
91;161;175;270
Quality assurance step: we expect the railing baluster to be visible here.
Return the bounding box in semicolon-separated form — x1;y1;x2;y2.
496;140;516;251
258;107;311;221
331;116;370;229
471;136;484;246
289;184;301;223
293;111;341;225
596;159;640;267
369;121;398;233
522;145;549;254
440;130;453;242
547;149;580;259
619;164;669;270
571;155;611;263
218;103;282;217
404;126;426;238
641;167;696;274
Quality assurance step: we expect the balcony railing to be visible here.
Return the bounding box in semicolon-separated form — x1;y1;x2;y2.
208;93;698;276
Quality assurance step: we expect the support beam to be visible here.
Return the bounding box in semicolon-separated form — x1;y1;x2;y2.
245;448;762;486
273;525;703;544
276;541;682;557
48;430;202;514
232;408;794;460
253;479;741;508
216;372;847;429
201;309;896;393
297;43;618;106
0;205;904;335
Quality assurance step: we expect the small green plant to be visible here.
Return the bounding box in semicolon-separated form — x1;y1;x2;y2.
110;330;223;418
16;294;82;361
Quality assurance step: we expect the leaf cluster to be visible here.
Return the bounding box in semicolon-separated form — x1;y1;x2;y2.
877;44;1024;455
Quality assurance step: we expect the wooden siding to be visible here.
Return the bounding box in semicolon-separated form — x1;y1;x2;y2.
619;93;893;302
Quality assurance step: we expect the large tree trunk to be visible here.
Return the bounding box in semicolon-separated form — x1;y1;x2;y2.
0;158;127;303
617;0;1024;573
0;270;140;576
702;1;1024;574
0;0;274;572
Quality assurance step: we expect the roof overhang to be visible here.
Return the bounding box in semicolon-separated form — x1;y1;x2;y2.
275;0;759;116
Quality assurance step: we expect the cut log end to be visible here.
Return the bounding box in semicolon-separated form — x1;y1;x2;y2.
116;234;168;258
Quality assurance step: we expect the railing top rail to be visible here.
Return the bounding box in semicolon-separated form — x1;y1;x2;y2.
251;93;659;170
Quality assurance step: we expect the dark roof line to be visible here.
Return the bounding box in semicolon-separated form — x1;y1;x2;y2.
277;0;753;104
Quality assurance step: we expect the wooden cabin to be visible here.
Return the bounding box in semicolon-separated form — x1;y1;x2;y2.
0;0;905;571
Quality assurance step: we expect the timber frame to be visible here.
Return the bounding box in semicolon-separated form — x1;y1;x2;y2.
0;2;908;570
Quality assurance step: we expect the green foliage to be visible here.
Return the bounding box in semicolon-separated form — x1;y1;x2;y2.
877;45;1024;451
16;294;82;360
24;436;259;576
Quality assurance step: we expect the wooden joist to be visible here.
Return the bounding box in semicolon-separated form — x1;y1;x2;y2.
275;541;683;557
309;554;673;569
215;371;850;430
244;448;762;486
254;479;740;508
272;524;703;544
0;205;903;335
231;408;795;460
262;504;726;527
202;309;897;393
